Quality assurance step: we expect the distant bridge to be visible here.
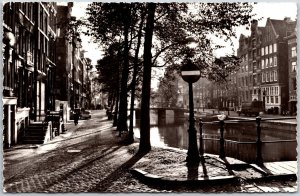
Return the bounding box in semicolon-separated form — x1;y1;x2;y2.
134;107;188;126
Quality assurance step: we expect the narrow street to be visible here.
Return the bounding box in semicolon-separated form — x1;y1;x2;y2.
4;110;135;192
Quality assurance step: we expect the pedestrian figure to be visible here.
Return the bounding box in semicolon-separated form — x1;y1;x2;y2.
74;110;79;125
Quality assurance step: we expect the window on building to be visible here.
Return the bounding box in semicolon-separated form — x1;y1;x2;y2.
273;43;277;53
261;47;264;56
254;75;257;85
266;72;269;82
262;73;265;82
274;56;277;66
291;46;297;57
275;87;279;95
267;96;269;103
29;3;33;21
22;30;26;55
261;59;265;69
292;61;297;72
293;78;296;90
265;46;268;55
274;71;277;81
40;9;43;30
270;72;273;81
275;96;278;103
271;96;274;103
264;87;267;95
265;58;269;68
269;44;273;54
45;16;48;34
271;87;274;95
269;57;273;66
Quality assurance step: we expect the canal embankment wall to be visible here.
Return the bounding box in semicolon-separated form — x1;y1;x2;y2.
228;117;297;132
135;108;296;131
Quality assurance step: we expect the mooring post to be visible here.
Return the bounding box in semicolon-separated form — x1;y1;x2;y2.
199;118;204;161
256;116;263;165
219;120;225;158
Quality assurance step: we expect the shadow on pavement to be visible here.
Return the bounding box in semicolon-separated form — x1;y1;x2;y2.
89;151;148;192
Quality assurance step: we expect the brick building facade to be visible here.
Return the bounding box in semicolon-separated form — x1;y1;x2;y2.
235;18;296;114
2;2;92;148
284;22;297;115
3;2;57;148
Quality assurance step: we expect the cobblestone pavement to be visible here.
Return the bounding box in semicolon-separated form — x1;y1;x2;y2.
3;110;298;193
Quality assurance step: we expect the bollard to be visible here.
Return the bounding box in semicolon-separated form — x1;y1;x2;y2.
256;116;263;165
219;120;225;158
199;118;204;161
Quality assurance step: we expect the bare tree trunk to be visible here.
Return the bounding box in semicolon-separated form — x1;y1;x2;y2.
113;86;119;126
117;5;131;135
128;10;146;143
139;3;156;153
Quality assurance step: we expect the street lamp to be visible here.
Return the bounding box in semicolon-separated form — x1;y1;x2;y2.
180;59;201;166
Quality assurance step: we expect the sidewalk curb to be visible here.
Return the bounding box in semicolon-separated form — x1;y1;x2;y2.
243;173;297;183
130;168;239;187
130;168;297;187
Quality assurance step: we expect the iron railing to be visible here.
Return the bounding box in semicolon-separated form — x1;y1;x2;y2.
198;116;296;164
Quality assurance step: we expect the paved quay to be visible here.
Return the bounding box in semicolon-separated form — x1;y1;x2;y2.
129;146;297;192
2;110;298;193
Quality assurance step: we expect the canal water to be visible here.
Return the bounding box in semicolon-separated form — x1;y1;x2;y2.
132;111;297;163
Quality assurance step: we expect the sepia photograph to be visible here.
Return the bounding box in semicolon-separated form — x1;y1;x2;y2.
2;0;298;193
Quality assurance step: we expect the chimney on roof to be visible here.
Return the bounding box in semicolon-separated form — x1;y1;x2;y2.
68;2;74;8
284;17;291;22
251;20;258;32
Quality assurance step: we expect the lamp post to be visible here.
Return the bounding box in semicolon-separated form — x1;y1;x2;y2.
180;59;201;166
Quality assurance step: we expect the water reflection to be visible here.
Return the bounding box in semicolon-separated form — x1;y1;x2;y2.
132;114;297;163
